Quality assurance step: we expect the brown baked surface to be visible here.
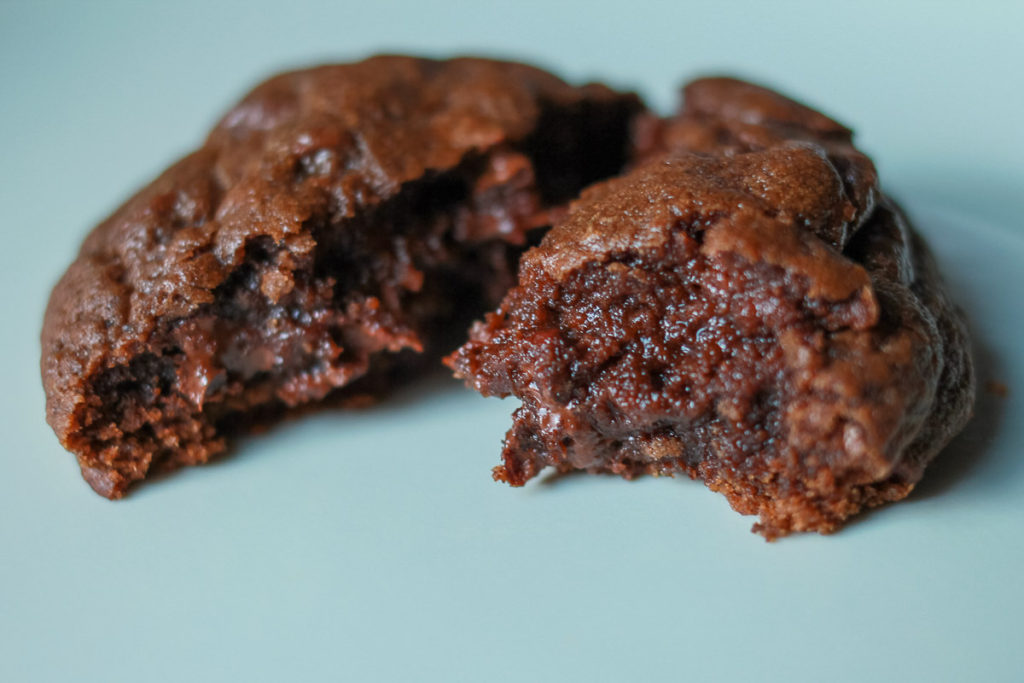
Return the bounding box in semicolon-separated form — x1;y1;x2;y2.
447;78;975;538
41;55;642;498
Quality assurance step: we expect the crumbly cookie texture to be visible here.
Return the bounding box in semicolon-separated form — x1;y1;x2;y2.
41;55;642;497
447;78;974;539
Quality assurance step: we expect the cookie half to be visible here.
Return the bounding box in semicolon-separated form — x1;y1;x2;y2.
41;56;643;497
447;78;974;538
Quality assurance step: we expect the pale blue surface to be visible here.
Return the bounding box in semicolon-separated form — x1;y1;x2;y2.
2;2;1023;681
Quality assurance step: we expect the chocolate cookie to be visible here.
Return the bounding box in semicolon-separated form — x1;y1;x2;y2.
41;56;642;498
447;78;974;538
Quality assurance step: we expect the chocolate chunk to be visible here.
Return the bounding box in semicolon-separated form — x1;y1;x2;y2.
41;56;643;497
447;78;974;538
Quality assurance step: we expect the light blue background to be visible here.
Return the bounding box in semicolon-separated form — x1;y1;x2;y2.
2;2;1022;681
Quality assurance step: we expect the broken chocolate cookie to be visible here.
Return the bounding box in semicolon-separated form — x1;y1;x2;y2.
447;78;974;538
41;55;642;497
